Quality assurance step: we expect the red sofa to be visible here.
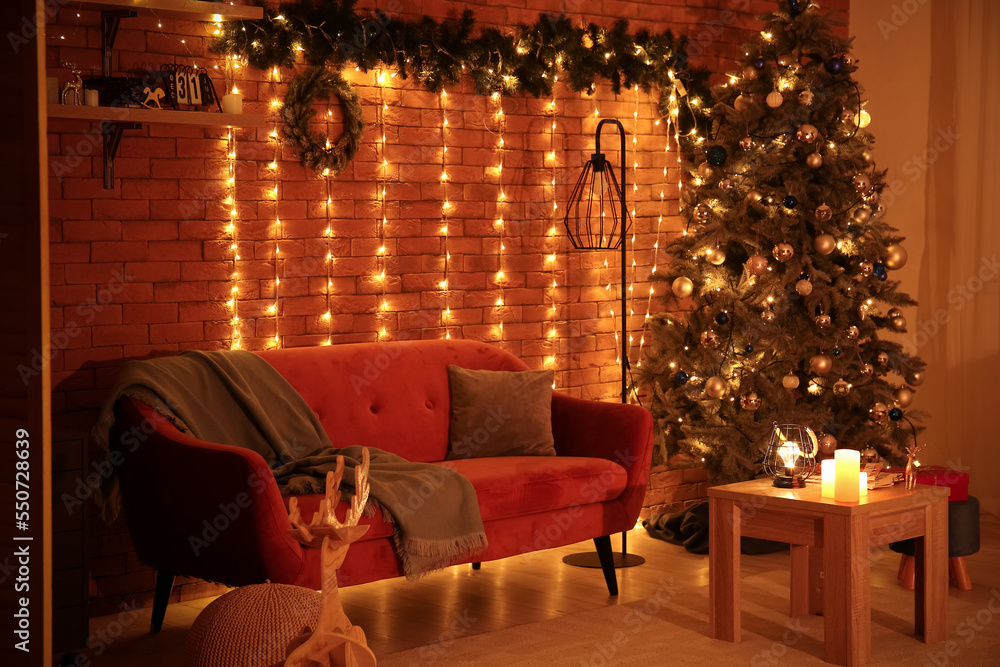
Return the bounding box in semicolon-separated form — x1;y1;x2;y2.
109;340;654;631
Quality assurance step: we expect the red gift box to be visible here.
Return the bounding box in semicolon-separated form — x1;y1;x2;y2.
883;465;969;501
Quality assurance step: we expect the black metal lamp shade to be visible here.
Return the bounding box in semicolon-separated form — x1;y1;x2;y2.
562;123;633;250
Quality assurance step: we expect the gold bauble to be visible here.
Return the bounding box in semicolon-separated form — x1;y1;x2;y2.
744;65;758;79
833;379;851;397
734;94;751;111
698;162;714;179
853;173;871;193
815;203;833;222
814;234;836;255
846;325;860;340
719;178;733;191
740;392;761;411
860;363;874;376
859;261;874;277
708;248;727;265
840;108;855;122
870;402;888;423
766;90;783;108
887;308;903;319
795;279;813;296
891;316;906;331
761;309;776;323
885;244;908;270
582;33;594;49
694;203;711;221
796;124;819;143
894;387;914;408
853;207;871;223
671;276;694;298
858;110;871;128
815;314;831;327
700;330;719;347
747;189;763;203
798;89;815;106
772;243;794;262
818;433;838;456
877;351;890;366
740;136;754;150
862;150;875;165
807;152;823;168
705;376;727;399
782;373;800;390
906;369;925;386
809;354;833;375
746;255;769;275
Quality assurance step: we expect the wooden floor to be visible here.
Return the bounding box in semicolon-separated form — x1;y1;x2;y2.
71;515;1000;666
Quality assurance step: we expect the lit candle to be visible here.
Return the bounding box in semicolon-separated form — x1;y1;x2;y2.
821;459;836;498
222;87;243;115
834;449;861;502
859;472;868;496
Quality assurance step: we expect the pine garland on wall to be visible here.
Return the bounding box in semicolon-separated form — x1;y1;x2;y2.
211;0;710;149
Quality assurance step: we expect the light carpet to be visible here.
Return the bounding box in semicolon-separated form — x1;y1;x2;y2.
376;571;1000;666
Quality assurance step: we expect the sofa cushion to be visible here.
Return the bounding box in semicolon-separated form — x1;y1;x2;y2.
283;456;628;542
445;365;555;459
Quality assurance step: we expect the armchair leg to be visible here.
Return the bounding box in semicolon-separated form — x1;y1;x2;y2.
593;535;619;596
471;562;481;570
151;570;175;633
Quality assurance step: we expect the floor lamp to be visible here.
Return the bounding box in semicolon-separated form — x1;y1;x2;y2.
560;118;645;570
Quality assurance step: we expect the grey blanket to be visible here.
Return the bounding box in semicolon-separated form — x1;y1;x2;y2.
93;350;487;578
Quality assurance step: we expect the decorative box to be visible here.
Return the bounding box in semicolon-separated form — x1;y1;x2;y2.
915;465;969;501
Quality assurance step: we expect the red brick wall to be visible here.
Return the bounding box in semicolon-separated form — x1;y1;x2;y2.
45;0;847;615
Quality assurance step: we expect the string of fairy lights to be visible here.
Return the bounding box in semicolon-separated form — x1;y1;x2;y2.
225;125;241;350
546;83;560;383
268;67;282;348
439;90;452;340
376;69;390;341
492;91;507;344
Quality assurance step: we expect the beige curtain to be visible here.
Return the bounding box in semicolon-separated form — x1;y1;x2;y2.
917;0;1000;516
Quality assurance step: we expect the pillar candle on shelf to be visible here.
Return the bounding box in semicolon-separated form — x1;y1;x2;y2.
834;449;860;502
860;472;868;496
85;89;99;107
222;90;243;115
821;459;836;498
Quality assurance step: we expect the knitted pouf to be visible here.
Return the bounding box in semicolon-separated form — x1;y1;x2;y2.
183;583;322;667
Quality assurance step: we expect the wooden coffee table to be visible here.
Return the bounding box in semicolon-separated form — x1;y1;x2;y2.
708;478;948;666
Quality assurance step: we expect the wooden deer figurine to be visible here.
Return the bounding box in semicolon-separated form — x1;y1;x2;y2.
904;443;925;490
278;448;377;667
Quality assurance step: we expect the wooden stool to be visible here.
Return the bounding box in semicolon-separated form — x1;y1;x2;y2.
892;495;979;591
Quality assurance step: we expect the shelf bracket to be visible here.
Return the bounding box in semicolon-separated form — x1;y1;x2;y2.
102;121;141;189
101;10;136;77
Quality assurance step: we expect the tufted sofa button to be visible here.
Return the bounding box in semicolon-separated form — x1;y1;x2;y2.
369;405;378;414
425;400;434;409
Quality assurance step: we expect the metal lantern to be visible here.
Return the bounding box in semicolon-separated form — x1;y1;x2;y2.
763;422;819;488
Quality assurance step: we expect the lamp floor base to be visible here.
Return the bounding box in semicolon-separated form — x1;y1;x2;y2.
562;552;645;569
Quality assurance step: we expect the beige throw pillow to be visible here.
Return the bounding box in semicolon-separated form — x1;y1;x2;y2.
445;365;556;460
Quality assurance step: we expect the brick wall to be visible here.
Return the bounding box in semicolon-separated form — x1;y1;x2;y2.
45;0;847;615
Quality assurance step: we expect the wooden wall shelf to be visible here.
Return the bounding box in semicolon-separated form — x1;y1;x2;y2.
48;103;265;128
68;0;263;21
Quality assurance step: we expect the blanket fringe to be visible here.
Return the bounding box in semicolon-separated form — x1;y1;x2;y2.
395;532;489;580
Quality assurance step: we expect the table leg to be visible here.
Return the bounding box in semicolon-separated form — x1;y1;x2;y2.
915;498;948;643
809;544;824;615
823;513;871;666
790;545;810;617
709;496;740;642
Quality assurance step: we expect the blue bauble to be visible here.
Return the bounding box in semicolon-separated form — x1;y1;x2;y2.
889;407;904;421
753;57;767;70
825;57;844;74
706;145;729;167
832;348;842;357
783;195;798;209
715;312;730;325
744;344;754;354
673;371;689;386
874;262;885;274
788;0;801;16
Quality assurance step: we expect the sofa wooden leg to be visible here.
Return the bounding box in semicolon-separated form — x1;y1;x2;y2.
593;536;619;596
471;562;481;571
151;570;175;633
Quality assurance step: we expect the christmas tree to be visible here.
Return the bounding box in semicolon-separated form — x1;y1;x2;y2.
640;0;926;484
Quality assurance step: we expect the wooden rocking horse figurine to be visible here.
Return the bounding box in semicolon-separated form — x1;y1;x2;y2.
276;448;377;667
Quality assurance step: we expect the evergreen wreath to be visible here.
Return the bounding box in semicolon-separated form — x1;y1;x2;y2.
281;66;365;176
